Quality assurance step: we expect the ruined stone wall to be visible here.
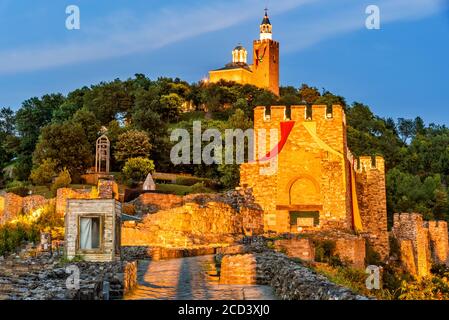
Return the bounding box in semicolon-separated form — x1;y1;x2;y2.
0;193;23;224
97;179;119;200
392;213;431;277
356;156;389;260
274;238;315;262
425;220;449;265
304;231;366;269
219;254;260;285
131;193;184;215
122;261;137;295
218;252;367;300
122;201;263;247
56;188;91;216
22;195;49;215
0;194;50;225
334;237;366;269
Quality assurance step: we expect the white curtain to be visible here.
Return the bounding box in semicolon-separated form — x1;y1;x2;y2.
80;218;92;249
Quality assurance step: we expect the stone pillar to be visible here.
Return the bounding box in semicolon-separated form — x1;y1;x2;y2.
426;220;449;265
40;232;52;252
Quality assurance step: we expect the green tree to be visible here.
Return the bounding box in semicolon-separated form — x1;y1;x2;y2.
159;93;184;122
0;107;15;135
114;130;152;163
33;122;92;179
298;84;320;104
29;158;58;185
71;107;101;147
52;102;80;123
315;90;346;107
122;157;155;183
15;94;64;152
397;118;416;144
0;107;16;170
51;168;72;194
84;80;133;124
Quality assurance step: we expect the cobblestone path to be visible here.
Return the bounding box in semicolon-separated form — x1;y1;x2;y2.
125;255;276;300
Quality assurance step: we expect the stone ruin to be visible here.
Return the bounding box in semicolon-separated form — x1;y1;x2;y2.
392;213;449;278
0;193;50;225
121;189;265;248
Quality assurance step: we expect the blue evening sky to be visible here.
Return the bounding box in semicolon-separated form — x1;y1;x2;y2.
0;0;448;124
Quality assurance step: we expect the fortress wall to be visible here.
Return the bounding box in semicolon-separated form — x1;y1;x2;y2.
392;213;431;277
245;105;353;231
425;220;449;265
356;156;390;260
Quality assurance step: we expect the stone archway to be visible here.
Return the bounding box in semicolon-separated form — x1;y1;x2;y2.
287;174;321;205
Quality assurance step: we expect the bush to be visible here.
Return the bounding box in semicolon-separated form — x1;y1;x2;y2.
314;239;336;263
176;177;203;186
29;158;58;185
51;168;72;194
0;222;39;256
190;182;213;194
365;242;382;265
35;203;65;240
122;157;155;183
6;180;30;197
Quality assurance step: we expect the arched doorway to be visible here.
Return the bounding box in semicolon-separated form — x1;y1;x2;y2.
286;175;322;231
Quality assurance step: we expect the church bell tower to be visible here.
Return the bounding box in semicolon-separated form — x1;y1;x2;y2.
252;9;279;95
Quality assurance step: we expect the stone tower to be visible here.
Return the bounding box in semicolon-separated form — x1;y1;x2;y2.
240;105;390;260
252;9;280;95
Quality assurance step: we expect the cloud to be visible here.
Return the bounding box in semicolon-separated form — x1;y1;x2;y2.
282;0;448;52
0;0;446;74
0;0;314;74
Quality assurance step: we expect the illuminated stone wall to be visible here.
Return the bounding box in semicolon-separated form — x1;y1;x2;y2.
122;201;264;247
0;193;23;224
0;194;50;225
392;213;432;277
240;104;389;260
56;188;91;216
426;220;449;265
240;105;352;232
274;238;315;262
355;156;390;260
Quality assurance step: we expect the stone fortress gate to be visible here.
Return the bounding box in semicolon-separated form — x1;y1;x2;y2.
240;104;390;259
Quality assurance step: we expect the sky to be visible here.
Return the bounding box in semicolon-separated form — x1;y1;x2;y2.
0;0;448;124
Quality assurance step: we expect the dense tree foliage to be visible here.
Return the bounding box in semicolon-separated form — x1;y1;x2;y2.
114;130;152;163
1;74;449;224
33;122;92;180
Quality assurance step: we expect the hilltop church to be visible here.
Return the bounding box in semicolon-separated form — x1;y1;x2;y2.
209;10;280;95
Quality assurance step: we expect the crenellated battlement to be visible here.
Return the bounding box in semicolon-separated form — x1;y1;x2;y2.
253;105;345;124
393;212;424;226
356;156;385;173
425;220;448;229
